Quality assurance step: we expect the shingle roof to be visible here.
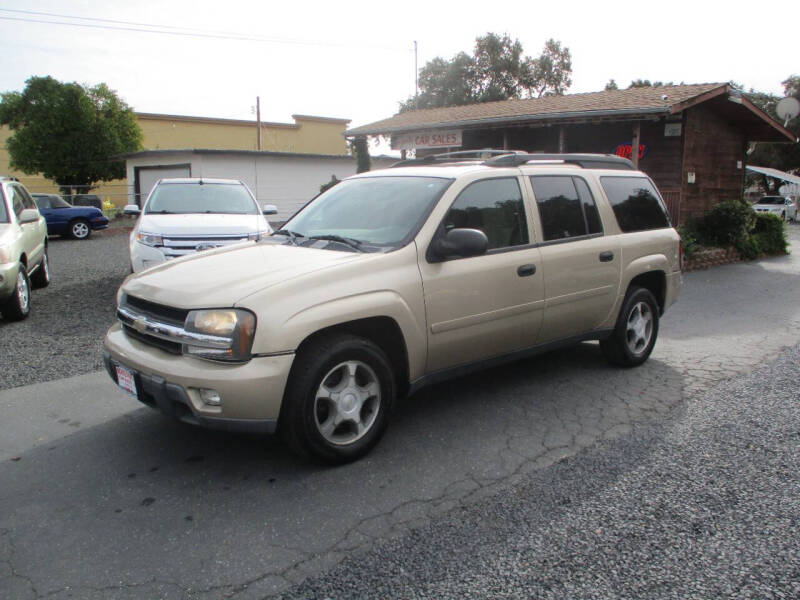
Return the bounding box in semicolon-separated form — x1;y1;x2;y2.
347;83;727;136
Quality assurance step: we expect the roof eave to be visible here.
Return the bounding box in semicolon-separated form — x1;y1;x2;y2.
346;107;671;137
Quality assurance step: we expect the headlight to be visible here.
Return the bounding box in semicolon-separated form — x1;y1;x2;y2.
183;308;256;362
136;231;163;246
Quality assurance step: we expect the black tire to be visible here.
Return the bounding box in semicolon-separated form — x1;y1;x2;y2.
600;286;659;367
70;219;91;240
1;264;31;321
30;250;51;289
280;333;395;464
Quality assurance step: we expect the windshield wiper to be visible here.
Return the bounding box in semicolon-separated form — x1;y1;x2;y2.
308;234;364;252
148;209;175;214
272;229;304;245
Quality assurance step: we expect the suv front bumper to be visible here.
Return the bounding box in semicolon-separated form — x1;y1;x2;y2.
103;322;294;433
0;261;20;299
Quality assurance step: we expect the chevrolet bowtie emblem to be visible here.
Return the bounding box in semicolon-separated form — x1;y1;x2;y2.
133;317;148;333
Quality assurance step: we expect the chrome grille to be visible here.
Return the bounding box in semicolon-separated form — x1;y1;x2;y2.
160;234;250;259
117;295;230;355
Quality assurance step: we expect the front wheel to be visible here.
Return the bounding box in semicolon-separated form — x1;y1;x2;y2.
1;264;31;321
280;333;395;464
600;286;659;367
31;250;50;289
70;220;91;240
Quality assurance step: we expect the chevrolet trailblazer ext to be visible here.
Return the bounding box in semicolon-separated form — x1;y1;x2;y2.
104;152;682;463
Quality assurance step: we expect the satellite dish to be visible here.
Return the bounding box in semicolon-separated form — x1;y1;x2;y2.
776;97;800;126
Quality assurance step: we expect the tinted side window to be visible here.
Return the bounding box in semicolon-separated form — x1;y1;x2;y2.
16;186;36;210
10;187;24;218
531;176;603;241
0;188;8;223
444;178;528;250
574;178;603;235
34;196;51;210
600;176;670;232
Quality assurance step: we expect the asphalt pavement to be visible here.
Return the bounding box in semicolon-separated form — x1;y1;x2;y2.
1;225;799;599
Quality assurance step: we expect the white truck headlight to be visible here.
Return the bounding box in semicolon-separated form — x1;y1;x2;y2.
136;231;163;247
183;308;256;362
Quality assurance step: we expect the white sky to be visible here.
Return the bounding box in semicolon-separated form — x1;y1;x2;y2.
1;0;796;148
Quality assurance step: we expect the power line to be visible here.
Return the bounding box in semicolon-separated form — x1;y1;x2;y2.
0;9;411;53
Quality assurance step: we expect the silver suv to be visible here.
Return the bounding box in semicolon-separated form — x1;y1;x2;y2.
104;153;682;463
0;177;50;321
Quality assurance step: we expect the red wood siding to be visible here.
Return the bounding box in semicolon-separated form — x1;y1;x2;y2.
680;105;747;223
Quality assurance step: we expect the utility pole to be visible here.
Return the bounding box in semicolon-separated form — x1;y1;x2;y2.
414;40;418;108
256;96;262;151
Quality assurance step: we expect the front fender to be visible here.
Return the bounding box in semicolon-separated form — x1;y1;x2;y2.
259;290;427;382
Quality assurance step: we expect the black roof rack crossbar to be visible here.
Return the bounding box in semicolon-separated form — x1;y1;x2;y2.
483;153;634;170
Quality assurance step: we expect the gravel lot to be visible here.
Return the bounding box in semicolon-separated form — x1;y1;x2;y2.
280;343;800;600
0;229;131;390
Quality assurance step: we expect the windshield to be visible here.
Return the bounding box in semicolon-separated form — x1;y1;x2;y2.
145;182;258;215
758;197;785;205
282;176;452;247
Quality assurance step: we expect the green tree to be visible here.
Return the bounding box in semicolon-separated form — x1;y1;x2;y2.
605;79;619;91
351;136;371;173
744;75;800;184
400;33;572;112
0;76;142;195
627;79;674;88
525;39;572;98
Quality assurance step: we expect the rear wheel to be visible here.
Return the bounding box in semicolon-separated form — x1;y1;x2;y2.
1;264;31;321
600;286;659;367
280;333;395;464
70;219;91;240
31;250;50;289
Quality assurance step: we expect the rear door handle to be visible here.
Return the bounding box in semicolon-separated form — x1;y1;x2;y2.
517;264;536;277
599;251;614;262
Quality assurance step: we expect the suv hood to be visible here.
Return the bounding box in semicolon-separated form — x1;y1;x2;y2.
122;242;361;307
137;213;268;236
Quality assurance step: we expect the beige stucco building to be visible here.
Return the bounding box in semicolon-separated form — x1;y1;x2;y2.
0;112;351;206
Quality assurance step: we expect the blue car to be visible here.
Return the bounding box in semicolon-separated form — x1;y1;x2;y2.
32;194;110;239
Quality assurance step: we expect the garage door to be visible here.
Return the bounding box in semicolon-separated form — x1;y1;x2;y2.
136;165;191;206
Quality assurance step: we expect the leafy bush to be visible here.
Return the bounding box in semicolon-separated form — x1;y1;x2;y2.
697;199;756;247
676;224;700;260
736;236;760;260
752;212;788;255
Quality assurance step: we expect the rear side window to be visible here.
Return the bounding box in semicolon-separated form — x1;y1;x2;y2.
600;176;670;232
0;188;8;223
443;177;528;250
531;176;603;242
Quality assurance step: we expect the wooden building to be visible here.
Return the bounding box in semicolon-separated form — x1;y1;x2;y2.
346;84;795;224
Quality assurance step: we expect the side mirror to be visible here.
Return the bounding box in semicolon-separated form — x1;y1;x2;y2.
429;228;488;262
19;209;40;224
262;204;278;215
123;204;141;216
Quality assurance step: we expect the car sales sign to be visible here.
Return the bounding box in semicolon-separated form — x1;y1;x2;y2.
392;130;462;150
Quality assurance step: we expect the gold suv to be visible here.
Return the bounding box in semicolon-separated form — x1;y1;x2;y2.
0;177;50;320
104;153;682;463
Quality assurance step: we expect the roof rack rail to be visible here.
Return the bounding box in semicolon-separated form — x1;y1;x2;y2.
390;148;524;168
483;153;634;170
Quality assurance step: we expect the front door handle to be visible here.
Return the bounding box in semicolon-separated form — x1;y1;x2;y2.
517;264;536;277
599;251;614;262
